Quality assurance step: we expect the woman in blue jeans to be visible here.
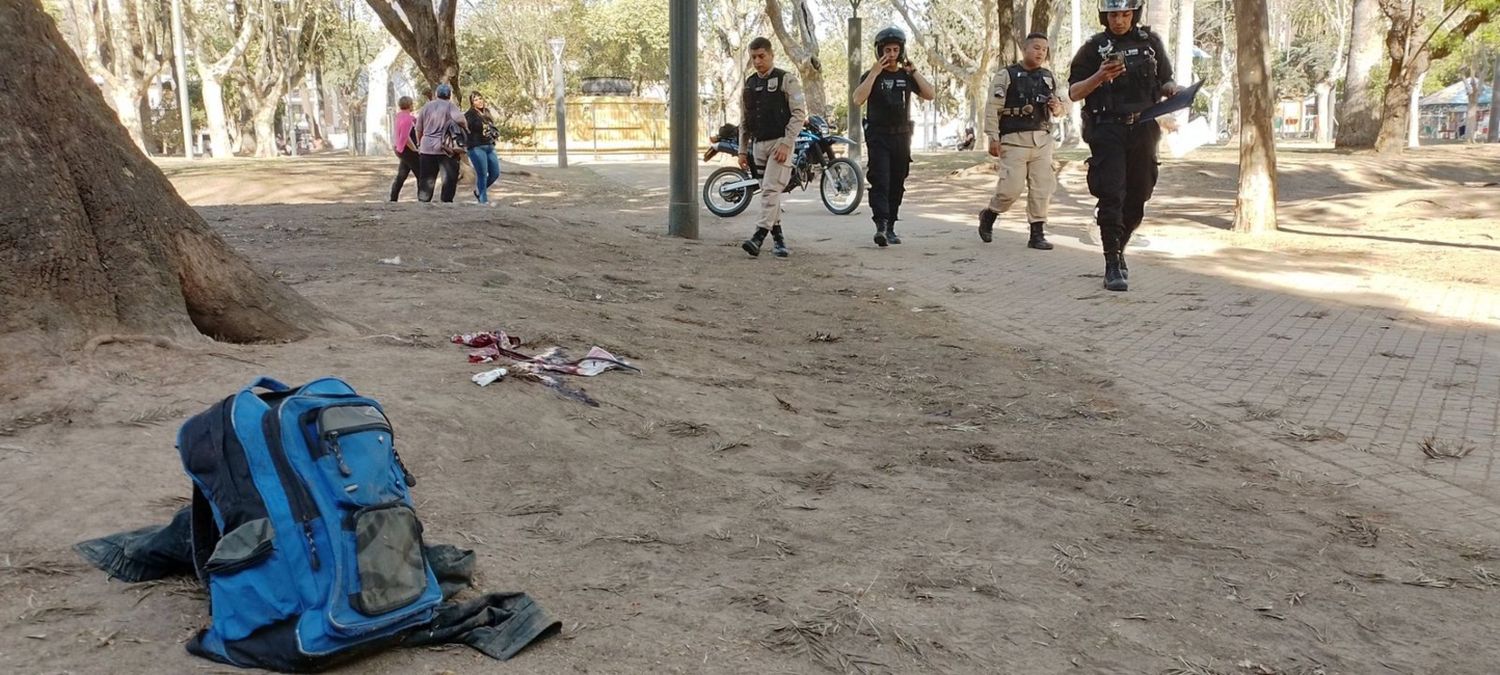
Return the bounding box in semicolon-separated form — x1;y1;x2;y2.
465;92;501;204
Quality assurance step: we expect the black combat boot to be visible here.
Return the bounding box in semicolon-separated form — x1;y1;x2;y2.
742;227;768;257
772;226;789;258
1118;250;1129;279
1103;252;1129;292
874;219;889;247
977;209;998;243
1027;221;1053;250
886;220;902;245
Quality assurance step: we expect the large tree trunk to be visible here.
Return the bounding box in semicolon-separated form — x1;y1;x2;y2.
765;0;828;116
364;42;402;156
0;0;336;347
1144;0;1172;59
1065;0;1083;145
1335;0;1385;149
1030;0;1054;34
1233;0;1277;234
201;76;234;158
1315;81;1335;143
998;0;1019;63
1491;54;1500;144
1407;69;1425;147
1372;0;1425;155
365;0;460;92
1463;74;1480;143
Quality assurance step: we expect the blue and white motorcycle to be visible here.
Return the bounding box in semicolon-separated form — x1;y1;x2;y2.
701;115;864;218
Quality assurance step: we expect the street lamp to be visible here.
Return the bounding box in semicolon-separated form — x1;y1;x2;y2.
547;37;567;168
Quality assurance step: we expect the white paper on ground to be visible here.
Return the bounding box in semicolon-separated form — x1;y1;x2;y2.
471;367;508;386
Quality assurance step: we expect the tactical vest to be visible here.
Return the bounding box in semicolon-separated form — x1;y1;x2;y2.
864;69;914;133
1084;28;1162;116
744;68;794;142
999;65;1056;134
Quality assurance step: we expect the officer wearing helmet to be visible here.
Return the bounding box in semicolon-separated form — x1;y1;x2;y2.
1068;0;1181;292
853;27;934;247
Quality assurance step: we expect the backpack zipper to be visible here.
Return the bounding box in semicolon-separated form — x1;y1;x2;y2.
263;399;323;571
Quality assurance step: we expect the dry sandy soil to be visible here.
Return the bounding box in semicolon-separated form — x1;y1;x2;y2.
2;148;1499;674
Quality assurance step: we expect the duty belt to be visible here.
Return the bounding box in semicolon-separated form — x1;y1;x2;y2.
1091;111;1141;125
1001;105;1041;117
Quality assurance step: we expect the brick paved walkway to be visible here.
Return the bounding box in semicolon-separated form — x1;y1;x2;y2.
589;159;1500;542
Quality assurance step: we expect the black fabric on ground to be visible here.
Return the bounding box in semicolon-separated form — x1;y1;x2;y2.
75;508;558;663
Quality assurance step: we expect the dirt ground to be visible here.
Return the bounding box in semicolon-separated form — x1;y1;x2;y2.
3;147;1499;674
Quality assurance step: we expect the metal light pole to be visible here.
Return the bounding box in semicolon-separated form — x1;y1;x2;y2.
667;0;698;238
548;37;567;168
846;0;862;160
170;0;193;158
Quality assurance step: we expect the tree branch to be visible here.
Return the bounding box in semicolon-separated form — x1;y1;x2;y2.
363;0;421;63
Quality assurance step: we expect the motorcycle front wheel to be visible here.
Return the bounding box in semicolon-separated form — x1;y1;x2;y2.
819;157;863;215
703;166;755;218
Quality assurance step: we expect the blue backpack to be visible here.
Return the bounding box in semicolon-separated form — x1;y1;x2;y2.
177;376;443;671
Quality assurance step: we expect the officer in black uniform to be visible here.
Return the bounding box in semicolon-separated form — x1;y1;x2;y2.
852;27;934;247
1068;0;1180;291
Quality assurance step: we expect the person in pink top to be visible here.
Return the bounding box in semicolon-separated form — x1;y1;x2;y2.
389;96;420;201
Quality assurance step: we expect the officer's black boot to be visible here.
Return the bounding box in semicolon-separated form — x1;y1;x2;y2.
886;220;902;245
1103;252;1129;292
977;209;998;243
1027;221;1053;250
1118;250;1129;279
873;219;889;247
1119;223;1139;279
772;226;789;258
742;227;768;257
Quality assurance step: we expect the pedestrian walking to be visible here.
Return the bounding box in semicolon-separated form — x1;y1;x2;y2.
1067;0;1182;291
738;36;808;258
978;32;1066;250
853;26;934;247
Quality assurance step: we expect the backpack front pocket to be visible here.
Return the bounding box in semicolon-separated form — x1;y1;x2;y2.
205;518;301;642
345;503;429;618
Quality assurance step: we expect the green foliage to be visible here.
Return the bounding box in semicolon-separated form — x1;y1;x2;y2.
579;0;671;85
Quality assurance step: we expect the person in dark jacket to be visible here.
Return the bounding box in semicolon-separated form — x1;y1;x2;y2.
853;26;935;247
1068;0;1181;291
465;92;502;204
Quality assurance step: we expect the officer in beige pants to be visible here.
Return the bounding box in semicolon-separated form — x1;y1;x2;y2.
738;37;808;258
978;32;1066;250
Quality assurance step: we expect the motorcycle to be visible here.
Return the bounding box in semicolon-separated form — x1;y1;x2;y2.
701;116;864;218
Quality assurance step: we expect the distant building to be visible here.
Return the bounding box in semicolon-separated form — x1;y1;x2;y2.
1417;79;1493;140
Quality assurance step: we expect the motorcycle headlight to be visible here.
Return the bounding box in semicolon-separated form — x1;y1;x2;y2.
809;116;829;136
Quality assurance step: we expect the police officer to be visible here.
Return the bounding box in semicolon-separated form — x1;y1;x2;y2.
853;27;934;247
978;32;1066;250
1068;0;1181;291
739;37;808;258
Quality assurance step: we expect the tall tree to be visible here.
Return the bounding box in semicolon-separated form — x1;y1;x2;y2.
1308;0;1351;143
1031;0;1055;34
1491;52;1500;143
1371;0;1495;153
1;0;334;348
890;0;999;129
187;0;257;158
1335;0;1385;147
1234;0;1277;233
707;0;764;124
362;41;402;155
62;0;168;151
766;0;829;116
365;0;460;90
1144;0;1173;60
1066;0;1084;145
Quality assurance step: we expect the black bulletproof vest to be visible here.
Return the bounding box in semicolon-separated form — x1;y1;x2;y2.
1084;28;1162;115
1000;65;1056;134
864;69;913;133
743;68;794;142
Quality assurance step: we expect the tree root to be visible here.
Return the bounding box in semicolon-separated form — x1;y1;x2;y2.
82;334;179;357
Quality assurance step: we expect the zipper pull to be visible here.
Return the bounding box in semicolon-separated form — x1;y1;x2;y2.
394;447;417;487
327;432;352;476
303;522;321;571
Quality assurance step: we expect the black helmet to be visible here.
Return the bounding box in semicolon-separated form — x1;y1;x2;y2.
874;27;906;57
1098;0;1144;26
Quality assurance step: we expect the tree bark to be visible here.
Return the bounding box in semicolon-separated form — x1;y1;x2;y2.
1031;0;1054;35
1335;0;1384;149
191;7;257;158
765;0;828;116
364;0;460;92
997;0;1019;63
1174;0;1196;126
364;42;402;156
1407;69;1424;147
0;0;337;346
1065;0;1084;145
1233;0;1277;234
1490;54;1500;144
1463;73;1480;143
1314;81;1335;143
1144;0;1172;60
